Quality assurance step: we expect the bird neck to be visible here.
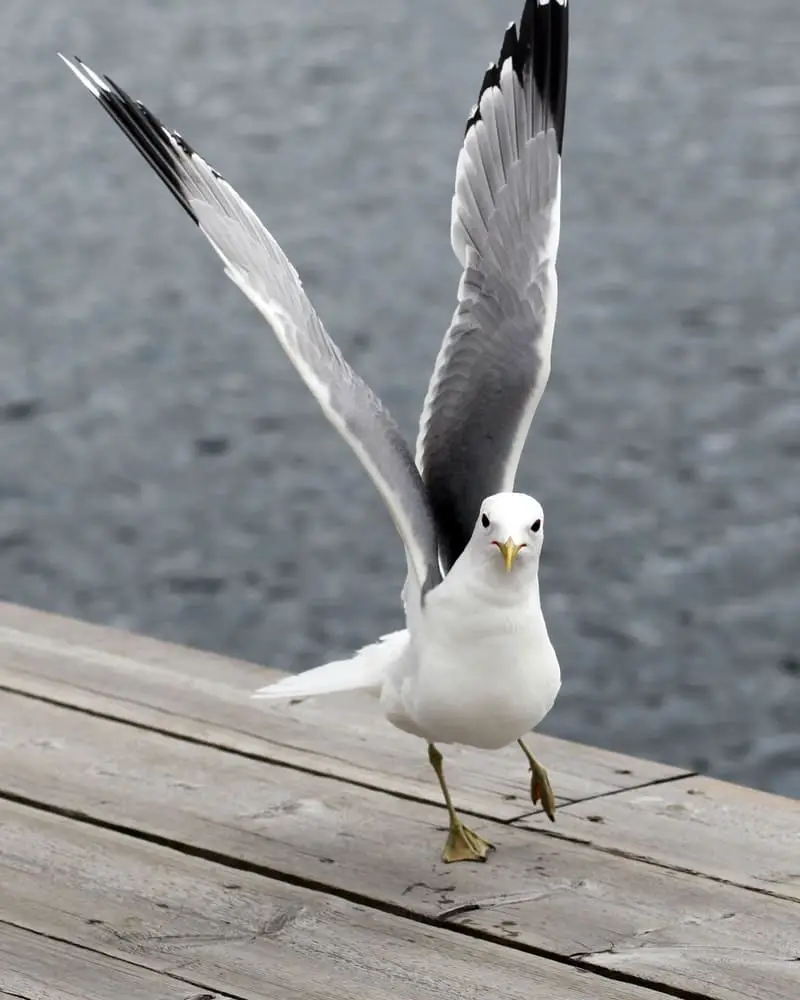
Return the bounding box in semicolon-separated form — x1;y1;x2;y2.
445;553;542;612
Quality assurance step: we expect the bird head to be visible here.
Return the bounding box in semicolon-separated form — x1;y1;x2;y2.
472;492;544;578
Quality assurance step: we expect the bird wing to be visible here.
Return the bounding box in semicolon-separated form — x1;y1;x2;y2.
415;0;568;571
60;55;442;594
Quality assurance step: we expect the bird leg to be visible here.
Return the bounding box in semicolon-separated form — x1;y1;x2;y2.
427;743;494;863
518;738;556;821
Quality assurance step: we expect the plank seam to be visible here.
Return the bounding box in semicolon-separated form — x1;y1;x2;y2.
2;685;794;906
506;769;699;821
511;817;799;905
0;915;251;1000
0;683;511;819
0;680;692;821
0;787;755;1000
4;683;791;905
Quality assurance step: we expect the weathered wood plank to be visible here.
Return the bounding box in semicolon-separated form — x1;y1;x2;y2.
2;692;797;1000
521;777;800;900
0;603;689;821
0;799;660;1000
0;922;197;1000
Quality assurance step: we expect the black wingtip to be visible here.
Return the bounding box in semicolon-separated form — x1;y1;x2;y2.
466;0;568;153
548;0;569;152
465;62;501;135
63;58;201;224
499;22;518;69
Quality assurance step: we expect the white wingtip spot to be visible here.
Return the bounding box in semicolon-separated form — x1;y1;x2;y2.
59;53;112;100
58;52;101;98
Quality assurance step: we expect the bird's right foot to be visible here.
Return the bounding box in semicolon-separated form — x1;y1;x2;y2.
442;819;494;863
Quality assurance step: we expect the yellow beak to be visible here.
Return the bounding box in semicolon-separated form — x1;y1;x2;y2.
495;537;524;572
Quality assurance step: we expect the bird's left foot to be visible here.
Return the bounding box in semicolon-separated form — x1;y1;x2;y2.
529;758;556;822
518;739;557;822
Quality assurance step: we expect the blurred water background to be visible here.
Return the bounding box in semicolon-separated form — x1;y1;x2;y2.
1;0;798;795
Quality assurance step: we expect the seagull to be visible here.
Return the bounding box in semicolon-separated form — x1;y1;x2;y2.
61;0;569;863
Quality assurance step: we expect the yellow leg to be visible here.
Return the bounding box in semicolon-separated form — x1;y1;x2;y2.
427;743;494;863
518;738;556;822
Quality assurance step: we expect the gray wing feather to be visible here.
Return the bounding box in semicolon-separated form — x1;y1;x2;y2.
416;0;568;572
60;55;441;593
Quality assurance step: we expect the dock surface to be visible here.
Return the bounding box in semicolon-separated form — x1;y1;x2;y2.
0;601;797;999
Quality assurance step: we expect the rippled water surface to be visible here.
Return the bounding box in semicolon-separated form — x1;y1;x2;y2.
1;0;798;795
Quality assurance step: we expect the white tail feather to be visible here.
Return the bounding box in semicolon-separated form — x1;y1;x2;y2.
252;630;408;701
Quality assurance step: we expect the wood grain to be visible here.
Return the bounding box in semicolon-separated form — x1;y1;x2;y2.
1;692;797;1000
0;602;689;821
0;799;660;1000
524;777;800;900
0;922;199;1000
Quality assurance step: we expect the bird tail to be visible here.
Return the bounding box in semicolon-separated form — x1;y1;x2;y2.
251;629;408;701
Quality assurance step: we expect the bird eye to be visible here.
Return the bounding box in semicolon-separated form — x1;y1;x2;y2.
481;513;490;529
531;518;542;533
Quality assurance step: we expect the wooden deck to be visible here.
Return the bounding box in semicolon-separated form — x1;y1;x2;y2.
0;601;797;999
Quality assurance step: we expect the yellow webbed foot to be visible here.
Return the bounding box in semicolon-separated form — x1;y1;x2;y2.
442;820;494;863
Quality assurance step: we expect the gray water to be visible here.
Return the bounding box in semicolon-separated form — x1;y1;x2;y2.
1;0;798;796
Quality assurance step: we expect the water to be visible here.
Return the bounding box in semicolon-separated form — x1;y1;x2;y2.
1;0;798;796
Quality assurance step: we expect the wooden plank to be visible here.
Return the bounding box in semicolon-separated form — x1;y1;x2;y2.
1;692;797;1000
0;603;689;822
520;777;800;901
0;799;659;1000
0;922;200;1000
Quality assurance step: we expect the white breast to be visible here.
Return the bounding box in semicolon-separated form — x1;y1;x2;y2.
385;574;561;750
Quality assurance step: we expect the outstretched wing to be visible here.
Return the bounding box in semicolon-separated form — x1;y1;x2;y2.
61;55;441;593
415;0;568;572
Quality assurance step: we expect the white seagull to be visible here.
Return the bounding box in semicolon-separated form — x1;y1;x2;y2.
61;0;569;863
